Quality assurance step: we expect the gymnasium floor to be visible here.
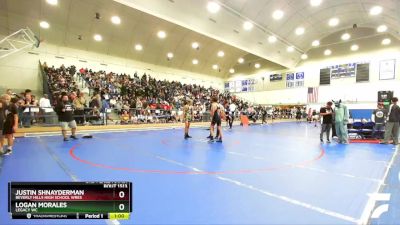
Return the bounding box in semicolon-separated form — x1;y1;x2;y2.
0;122;398;225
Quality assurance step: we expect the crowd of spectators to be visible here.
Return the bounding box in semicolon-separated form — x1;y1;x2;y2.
8;64;310;127
43;64;260;125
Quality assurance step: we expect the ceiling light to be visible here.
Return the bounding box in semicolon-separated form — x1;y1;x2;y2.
311;40;320;47
217;51;224;57
39;21;50;29
382;38;391;45
46;0;58;5
192;59;199;65
212;64;218;70
350;44;359;51
268;35;277;43
287;46;294;52
135;44;143;51
301;54;308;60
295;27;305;35
328;18;339;27
377;25;387;33
192;42;199;49
167;52;174;58
229;68;235;74
255;63;261;69
310;0;322;7
341;33;350;40
238;58;244;63
243;21;253;30
272;10;284;20
93;34;102;41
369;6;383;16
207;1;220;13
157;31;167;39
324;49;331;56
111;16;121;25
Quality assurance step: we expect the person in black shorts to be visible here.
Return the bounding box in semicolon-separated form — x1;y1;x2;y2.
210;96;223;142
225;104;233;129
296;108;302;122
261;107;268;125
312;109;318;127
1;94;19;155
56;93;78;141
207;102;220;139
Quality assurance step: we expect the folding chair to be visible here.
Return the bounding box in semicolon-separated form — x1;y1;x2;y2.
348;122;363;139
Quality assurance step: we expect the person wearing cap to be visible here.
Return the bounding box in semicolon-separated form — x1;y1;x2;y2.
319;102;333;143
372;102;387;139
381;97;400;145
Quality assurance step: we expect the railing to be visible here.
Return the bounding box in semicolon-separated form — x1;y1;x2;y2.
18;106;216;127
39;62;51;99
17;106;293;128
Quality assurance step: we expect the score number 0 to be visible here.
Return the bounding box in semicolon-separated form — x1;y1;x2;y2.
118;191;125;211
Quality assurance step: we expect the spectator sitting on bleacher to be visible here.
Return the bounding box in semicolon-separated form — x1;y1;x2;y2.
45;64;257;125
120;110;130;124
21;90;35;128
39;94;53;124
73;92;86;125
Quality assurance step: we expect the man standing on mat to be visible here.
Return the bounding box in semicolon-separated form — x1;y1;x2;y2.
334;100;349;144
261;106;268;125
312;109;318;127
56;93;78;141
320;101;333;143
1;94;18;155
210;96;223;142
226;101;236;129
183;99;193;139
372;102;387;139
229;101;237;128
381;97;400;145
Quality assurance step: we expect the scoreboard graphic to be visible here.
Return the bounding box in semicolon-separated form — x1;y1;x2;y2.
8;182;132;220
330;63;357;79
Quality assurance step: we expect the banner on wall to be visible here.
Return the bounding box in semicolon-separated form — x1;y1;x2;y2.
286;73;295;88
224;79;256;93
295;72;304;87
286;72;304;88
379;59;396;80
270;74;283;81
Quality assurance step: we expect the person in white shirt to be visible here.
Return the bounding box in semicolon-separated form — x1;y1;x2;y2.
39;94;53;124
227;102;237;129
39;94;51;109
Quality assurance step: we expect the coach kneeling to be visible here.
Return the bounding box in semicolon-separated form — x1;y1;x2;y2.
56;93;78;141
